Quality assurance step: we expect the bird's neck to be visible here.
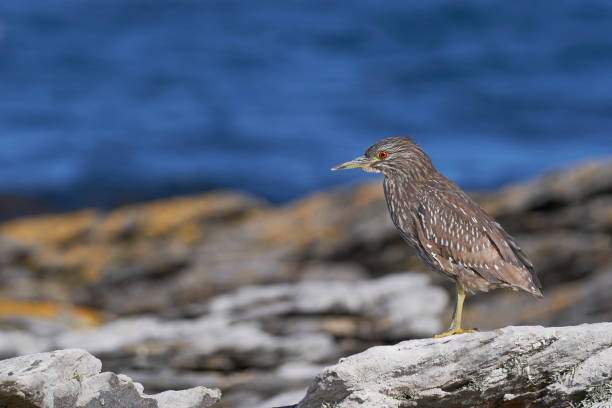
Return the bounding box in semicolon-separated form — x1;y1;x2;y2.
383;168;429;214
383;164;433;192
382;175;422;247
383;174;422;204
381;155;436;217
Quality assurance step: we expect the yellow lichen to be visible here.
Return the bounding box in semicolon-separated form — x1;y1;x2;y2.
1;210;99;247
0;300;105;328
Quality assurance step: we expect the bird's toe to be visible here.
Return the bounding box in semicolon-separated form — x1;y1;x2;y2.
433;328;477;338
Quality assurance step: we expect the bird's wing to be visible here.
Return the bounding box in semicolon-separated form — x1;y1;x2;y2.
414;186;542;296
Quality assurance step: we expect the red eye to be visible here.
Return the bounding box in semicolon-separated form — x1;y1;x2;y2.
378;151;388;159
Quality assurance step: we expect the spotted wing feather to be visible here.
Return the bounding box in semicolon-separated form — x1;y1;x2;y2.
415;181;542;297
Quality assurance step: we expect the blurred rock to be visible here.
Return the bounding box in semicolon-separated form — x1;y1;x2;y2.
0;160;611;406
58;316;336;373
0;274;444;407
0;349;221;408
480;160;612;217
300;263;368;282
0;161;611;317
295;323;612;408
516;231;611;284
464;265;612;330
207;273;447;340
0;331;51;359
0;300;105;329
0;191;269;313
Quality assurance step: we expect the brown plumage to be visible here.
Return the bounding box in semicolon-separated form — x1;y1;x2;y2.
332;137;542;337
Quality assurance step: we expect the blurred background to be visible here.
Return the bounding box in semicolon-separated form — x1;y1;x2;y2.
0;1;611;407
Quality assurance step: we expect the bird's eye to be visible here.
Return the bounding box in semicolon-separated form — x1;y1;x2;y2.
378;151;388;159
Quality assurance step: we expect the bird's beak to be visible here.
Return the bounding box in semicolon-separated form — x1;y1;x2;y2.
331;155;374;171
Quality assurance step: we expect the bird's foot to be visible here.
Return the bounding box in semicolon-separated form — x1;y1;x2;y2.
433;328;477;338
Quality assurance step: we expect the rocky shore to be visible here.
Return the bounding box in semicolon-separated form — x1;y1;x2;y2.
2;323;611;407
295;322;612;408
0;159;610;406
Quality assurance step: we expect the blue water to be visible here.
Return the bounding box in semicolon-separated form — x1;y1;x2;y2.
1;0;612;212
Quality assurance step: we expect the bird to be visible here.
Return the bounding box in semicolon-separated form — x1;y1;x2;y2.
331;137;542;338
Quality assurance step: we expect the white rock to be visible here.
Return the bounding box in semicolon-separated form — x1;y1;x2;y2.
0;349;221;408
295;323;612;407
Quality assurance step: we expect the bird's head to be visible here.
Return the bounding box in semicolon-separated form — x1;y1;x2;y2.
331;137;433;178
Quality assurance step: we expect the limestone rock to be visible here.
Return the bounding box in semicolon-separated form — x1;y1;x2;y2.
294;322;612;408
0;349;221;408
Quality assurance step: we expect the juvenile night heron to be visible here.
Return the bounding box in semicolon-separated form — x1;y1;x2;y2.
332;137;542;337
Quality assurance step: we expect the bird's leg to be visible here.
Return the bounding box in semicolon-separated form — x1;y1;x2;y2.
434;283;476;338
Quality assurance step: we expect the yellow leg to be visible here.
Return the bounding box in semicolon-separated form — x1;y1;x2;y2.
434;283;476;338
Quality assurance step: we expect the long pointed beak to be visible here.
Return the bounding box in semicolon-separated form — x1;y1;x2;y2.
331;155;373;171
